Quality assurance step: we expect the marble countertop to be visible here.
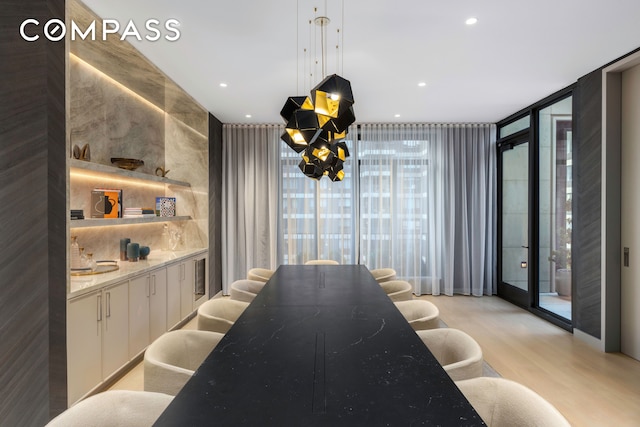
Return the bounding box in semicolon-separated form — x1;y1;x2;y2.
68;248;207;298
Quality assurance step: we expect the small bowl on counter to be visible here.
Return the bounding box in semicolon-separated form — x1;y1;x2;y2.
139;246;151;260
111;158;144;171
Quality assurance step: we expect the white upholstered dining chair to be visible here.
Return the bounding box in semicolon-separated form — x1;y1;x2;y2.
455;377;571;427
229;279;265;303
394;300;440;330
247;267;274;282
197;298;249;334
144;330;224;396
416;328;483;381
379;280;413;302
369;267;397;283
304;259;339;265
45;390;173;427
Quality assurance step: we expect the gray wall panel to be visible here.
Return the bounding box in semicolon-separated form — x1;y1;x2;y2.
574;69;602;338
0;1;66;425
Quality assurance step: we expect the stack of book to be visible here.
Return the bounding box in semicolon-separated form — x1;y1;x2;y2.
123;207;156;218
70;209;84;220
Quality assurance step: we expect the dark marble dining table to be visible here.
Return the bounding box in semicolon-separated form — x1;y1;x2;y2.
153;265;485;426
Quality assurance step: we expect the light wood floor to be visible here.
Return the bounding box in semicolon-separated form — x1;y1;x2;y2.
419;295;640;427
111;296;640;426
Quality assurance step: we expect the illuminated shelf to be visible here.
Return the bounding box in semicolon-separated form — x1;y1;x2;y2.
69;159;191;187
70;216;192;228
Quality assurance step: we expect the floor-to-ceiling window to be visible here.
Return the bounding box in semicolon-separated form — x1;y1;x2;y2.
280;140;357;265
276;123;496;296
359;138;430;290
223;123;495;295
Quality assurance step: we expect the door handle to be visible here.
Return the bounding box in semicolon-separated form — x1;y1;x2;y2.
521;245;529;249
106;292;111;318
624;247;630;267
97;294;102;321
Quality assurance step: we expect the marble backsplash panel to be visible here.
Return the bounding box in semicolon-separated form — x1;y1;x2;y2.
70;55;165;175
165;114;209;249
70;221;194;262
69;55;107;162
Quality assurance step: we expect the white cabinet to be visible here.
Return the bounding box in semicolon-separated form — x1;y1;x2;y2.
166;262;182;330
67;290;102;405
102;282;129;378
128;274;150;359
167;255;208;321
149;267;168;342
67;252;206;405
180;258;196;319
129;267;168;358
67;280;129;405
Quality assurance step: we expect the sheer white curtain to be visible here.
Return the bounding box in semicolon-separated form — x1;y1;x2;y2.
221;125;281;293
278;139;356;265
359;124;496;296
223;123;496;296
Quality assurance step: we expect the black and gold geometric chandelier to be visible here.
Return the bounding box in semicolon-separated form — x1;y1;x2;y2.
280;74;355;181
280;10;355;182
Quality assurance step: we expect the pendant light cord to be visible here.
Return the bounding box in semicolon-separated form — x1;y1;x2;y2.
321;19;326;78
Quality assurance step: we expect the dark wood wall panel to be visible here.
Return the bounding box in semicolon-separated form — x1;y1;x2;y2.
573;69;603;338
46;0;68;418
209;113;223;296
0;1;66;425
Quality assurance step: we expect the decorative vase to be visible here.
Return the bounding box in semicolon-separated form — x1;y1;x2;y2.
127;242;140;262
70;236;81;269
555;269;571;297
120;238;131;261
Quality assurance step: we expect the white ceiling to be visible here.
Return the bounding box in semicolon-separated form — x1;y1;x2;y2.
81;0;640;124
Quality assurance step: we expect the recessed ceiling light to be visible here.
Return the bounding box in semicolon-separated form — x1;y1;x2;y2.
245;114;252;118
219;83;228;88
394;114;401;118
465;17;478;25
418;82;427;87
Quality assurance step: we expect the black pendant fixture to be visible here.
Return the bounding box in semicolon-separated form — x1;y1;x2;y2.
280;74;355;181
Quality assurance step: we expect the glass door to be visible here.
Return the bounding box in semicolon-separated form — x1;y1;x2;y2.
497;93;573;329
498;136;531;307
537;97;573;321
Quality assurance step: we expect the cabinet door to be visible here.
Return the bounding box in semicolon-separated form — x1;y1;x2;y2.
149;267;167;342
67;291;102;405
129;275;150;359
102;281;129;379
166;262;182;329
180;259;196;319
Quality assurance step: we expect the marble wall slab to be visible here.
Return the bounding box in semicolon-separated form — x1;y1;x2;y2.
70;55;165;175
165;114;209;250
69;0;208;136
68;0;209;284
